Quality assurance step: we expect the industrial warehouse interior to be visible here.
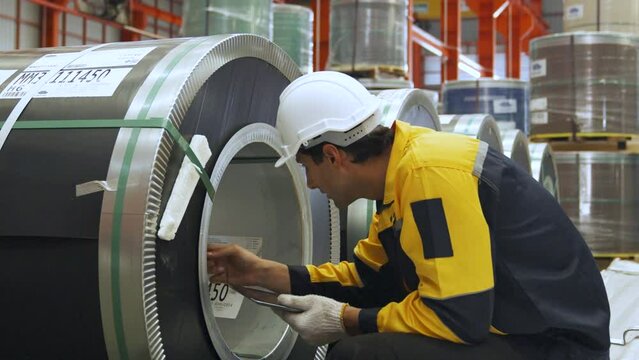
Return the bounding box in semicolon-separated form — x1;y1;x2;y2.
0;0;638;359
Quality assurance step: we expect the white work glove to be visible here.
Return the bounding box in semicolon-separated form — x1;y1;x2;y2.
277;294;348;346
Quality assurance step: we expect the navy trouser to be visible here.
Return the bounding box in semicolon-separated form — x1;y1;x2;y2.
326;332;609;360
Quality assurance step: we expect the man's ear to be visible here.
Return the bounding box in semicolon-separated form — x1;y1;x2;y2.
322;143;341;165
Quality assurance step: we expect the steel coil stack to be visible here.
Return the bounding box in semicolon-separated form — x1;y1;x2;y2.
182;0;272;39
555;152;639;254
273;4;314;74
0;34;328;360
328;0;408;88
443;78;530;135
529;32;639;136
564;0;639;35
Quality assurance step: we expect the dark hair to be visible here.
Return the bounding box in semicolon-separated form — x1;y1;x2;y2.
298;125;394;165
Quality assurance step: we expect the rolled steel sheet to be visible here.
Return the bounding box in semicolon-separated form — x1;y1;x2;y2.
564;0;639;35
376;88;441;129
328;0;408;75
182;0;272;39
0;35;311;360
529;32;639;135
528;142;560;199
442;78;530;135
555;151;639;254
273;4;314;74
439;114;504;154
500;128;532;175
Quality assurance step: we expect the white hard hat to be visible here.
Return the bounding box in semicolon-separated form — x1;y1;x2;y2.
274;71;383;167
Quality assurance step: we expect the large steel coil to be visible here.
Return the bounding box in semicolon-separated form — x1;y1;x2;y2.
0;34;323;360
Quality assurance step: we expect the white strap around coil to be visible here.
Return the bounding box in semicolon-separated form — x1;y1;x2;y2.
0;43;109;153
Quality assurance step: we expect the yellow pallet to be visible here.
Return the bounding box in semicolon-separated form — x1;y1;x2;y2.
530;132;639;152
592;252;639;271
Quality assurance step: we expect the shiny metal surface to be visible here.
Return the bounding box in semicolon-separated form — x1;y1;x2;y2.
555;151;639;253
376;88;441;130
328;0;408;73
440;114;504;154
273;3;314;74
199;124;309;359
528;142;560;199
500;129;532;175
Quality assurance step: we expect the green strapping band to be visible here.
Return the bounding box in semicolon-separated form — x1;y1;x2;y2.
110;37;207;360
2;118;216;200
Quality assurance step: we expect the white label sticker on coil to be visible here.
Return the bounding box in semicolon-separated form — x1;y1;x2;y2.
0;70;17;88
530;59;546;78
531;111;548;125
64;47;155;69
566;4;584;20
0;47;155;99
493;98;517;114
530;97;548;111
208;235;263;319
209;283;243;319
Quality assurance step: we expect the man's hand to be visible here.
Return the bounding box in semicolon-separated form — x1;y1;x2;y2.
207;244;290;293
207;244;261;286
277;294;349;346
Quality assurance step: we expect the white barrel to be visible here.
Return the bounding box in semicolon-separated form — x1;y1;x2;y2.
182;0;272;39
273;4;314;74
555;151;639;254
529;32;639;135
528;142;560;199
0;35;307;360
439;114;504;153
500;128;532;175
328;0;408;76
376;88;440;129
564;0;639;35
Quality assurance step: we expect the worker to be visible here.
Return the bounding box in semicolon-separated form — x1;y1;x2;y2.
207;71;610;359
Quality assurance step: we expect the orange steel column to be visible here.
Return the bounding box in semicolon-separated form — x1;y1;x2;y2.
122;0;148;41
506;1;522;78
412;42;425;88
441;0;460;82
42;0;69;47
477;0;494;77
311;0;330;70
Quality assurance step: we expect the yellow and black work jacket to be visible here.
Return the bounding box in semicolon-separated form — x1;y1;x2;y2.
289;120;610;356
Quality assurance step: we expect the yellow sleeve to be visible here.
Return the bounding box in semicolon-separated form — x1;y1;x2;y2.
289;213;404;307
361;165;495;344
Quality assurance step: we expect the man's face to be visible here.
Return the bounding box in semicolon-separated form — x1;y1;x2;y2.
296;152;353;209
